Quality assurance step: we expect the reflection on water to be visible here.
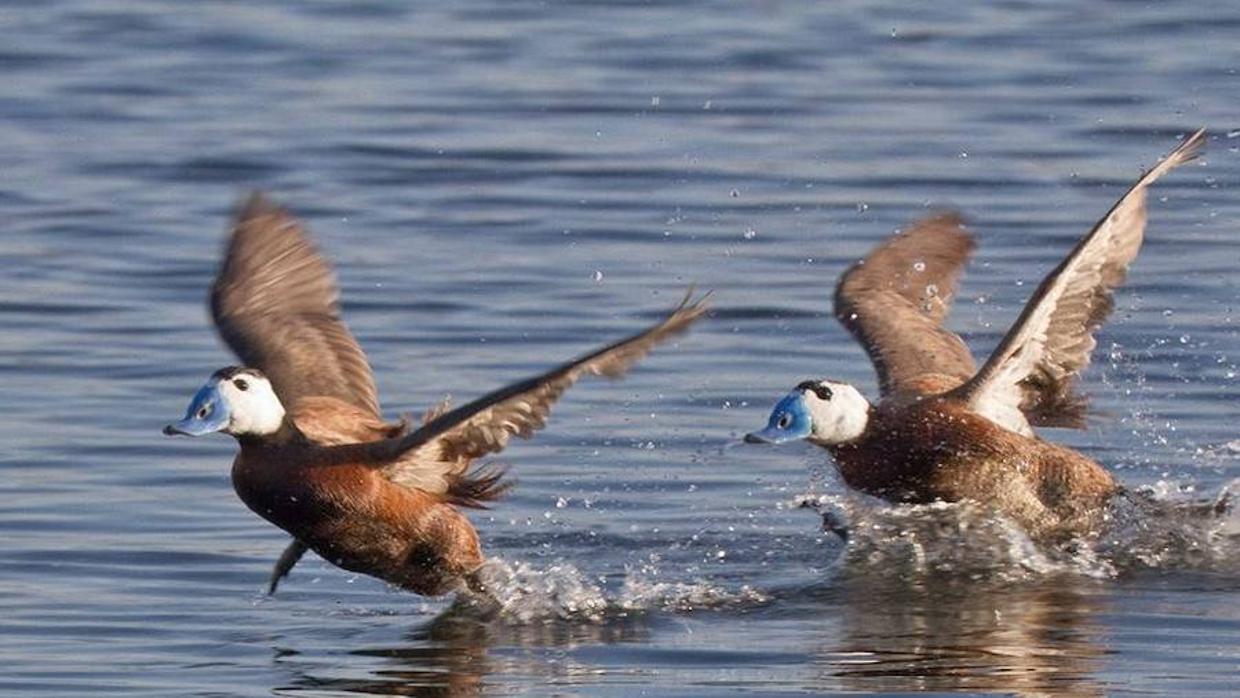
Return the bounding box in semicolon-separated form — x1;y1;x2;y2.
815;577;1108;697
280;600;660;696
289;585;1109;697
271;561;1118;697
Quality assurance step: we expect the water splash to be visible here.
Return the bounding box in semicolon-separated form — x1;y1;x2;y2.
468;557;768;624
471;559;609;623
794;480;1239;583
1096;479;1239;573
798;493;1112;582
617;555;770;612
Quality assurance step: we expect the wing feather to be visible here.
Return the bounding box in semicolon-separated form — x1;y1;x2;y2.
377;292;710;499
950;129;1205;433
211;193;382;416
834;212;978;396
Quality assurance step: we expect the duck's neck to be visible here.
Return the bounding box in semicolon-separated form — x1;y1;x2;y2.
236;416;309;452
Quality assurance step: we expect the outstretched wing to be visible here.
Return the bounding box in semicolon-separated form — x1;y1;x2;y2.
950;129;1205;434
834;212;978;396
376;292;709;500
211;193;382;417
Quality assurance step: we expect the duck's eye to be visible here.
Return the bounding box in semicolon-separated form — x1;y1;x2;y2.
778;413;792;429
233;379;249;391
196;405;210;419
796;380;833;401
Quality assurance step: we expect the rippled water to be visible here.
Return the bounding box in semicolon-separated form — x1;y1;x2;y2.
2;1;1239;695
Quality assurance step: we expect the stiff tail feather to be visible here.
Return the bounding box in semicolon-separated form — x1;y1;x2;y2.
445;463;513;508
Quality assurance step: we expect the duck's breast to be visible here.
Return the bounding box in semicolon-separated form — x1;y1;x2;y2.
231;451;373;534
233;449;483;595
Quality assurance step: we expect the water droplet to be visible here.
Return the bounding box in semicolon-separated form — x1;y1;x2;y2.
650;95;661;107
555;497;569;509
743;228;757;240
856;202;869;213
1163;309;1174;317
925;283;939;297
591;270;604;283
729;188;740;198
912;260;926;272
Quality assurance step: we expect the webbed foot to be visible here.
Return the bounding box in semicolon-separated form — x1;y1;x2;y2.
268;539;309;595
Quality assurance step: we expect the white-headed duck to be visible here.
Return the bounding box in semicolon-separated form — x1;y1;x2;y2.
165;194;708;596
746;130;1206;540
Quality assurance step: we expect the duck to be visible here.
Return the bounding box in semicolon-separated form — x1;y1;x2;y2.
745;129;1205;540
164;193;708;597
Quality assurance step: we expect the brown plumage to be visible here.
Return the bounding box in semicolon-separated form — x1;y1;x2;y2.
177;193;709;596
834;212;978;397
829;399;1117;540
213;194;384;418
751;130;1205;539
229;421;487;596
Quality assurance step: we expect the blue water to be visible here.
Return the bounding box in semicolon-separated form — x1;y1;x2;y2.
2;1;1239;695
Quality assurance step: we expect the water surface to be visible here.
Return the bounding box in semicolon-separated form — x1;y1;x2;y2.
1;1;1239;695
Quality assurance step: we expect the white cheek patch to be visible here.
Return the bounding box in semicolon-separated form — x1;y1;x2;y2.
804;383;869;444
219;379;286;436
